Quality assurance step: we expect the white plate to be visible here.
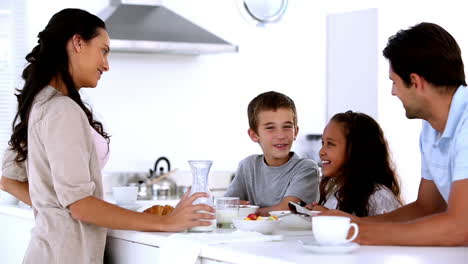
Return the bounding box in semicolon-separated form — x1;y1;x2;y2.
270;211;311;230
119;204;141;211
298;239;359;254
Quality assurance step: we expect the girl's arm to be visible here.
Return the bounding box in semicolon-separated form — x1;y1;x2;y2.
305;202;329;212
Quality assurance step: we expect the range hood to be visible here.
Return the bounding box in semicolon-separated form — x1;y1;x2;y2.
98;0;238;54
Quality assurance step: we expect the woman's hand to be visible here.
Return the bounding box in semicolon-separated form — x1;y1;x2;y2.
162;192;215;232
305;202;329;212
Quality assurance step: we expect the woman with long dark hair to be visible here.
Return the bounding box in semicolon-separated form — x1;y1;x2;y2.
0;8;213;263
307;111;402;216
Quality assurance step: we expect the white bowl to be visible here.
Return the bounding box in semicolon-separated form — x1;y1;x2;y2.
269;210;290;217
232;217;280;234
0;191;19;205
269;210;312;230
238;205;259;218
112;186;138;205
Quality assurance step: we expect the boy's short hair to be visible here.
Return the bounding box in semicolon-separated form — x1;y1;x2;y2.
383;22;466;91
247;91;298;133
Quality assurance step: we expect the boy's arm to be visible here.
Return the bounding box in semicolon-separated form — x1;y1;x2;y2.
283;162;320;204
257;161;320;216
257;196;301;216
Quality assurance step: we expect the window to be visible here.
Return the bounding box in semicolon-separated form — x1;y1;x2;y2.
0;0;26;158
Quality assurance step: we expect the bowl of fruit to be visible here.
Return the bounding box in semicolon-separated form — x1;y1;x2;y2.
232;213;280;234
238;205;260;218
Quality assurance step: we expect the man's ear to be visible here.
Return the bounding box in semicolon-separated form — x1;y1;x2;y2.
248;128;259;143
71;34;84;53
410;73;425;94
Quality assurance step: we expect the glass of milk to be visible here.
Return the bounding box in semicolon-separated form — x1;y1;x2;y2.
215;197;240;229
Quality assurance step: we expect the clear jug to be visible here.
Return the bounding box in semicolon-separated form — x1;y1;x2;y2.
188;160;215;232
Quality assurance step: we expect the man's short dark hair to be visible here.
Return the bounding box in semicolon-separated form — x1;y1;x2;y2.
383;22;466;91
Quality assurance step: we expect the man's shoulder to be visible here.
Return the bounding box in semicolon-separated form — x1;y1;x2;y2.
420;120;436;143
448;85;468;139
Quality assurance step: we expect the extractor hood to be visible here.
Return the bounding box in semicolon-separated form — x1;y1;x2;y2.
98;0;238;54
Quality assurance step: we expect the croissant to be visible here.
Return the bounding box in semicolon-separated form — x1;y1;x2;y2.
143;205;175;216
162;204;174;215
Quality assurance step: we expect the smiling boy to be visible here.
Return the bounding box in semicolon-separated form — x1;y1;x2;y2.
224;91;320;216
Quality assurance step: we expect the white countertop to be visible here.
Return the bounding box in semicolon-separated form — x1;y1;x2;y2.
107;228;468;264
1;203;468;264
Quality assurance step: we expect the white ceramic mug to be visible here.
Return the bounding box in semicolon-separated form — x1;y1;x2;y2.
312;216;359;245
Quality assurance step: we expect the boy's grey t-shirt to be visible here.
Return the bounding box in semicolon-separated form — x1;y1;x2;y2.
224;152;319;207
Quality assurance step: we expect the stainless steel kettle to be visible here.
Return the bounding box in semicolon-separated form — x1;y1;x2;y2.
150;157;177;199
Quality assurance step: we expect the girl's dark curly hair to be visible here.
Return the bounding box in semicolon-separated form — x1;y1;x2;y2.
318;111;402;216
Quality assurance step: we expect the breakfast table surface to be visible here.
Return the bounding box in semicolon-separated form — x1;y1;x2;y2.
108;226;468;264
2;203;468;264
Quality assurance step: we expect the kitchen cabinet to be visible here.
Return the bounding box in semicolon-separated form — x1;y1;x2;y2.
326;8;422;202
326;8;378;120
0;206;33;264
3;204;468;264
104;237;161;264
104;237;223;264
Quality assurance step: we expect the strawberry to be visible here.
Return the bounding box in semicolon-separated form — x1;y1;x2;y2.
247;213;258;220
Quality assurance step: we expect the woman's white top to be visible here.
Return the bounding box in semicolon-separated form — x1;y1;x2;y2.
323;185;401;216
90;126;109;170
2;86;109;264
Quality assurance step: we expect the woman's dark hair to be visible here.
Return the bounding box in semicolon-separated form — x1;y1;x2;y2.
9;8;110;162
318;111;402;217
383;22;466;92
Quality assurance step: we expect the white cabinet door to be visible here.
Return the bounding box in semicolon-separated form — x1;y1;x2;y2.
105;237;161;264
326;8;378;120
0;213;34;263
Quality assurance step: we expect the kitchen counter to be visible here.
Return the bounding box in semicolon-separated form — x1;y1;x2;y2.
1;203;468;264
107;229;468;264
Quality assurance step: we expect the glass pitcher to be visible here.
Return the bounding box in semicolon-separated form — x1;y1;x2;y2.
188;160;215;232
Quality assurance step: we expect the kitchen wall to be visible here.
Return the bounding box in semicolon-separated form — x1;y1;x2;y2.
22;0;468;202
25;0;327;173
